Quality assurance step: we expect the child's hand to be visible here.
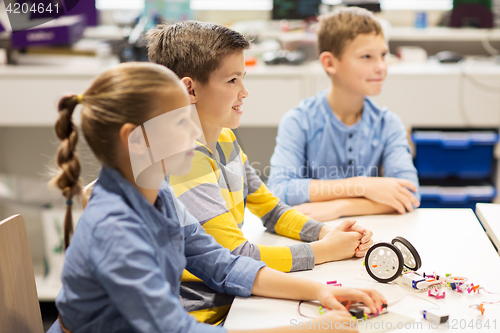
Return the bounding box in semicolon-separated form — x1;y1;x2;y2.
358;177;420;214
317;286;387;316
293;200;347;222
355;238;373;258
311;309;358;332
351;226;373;258
334;220;373;257
314;220;363;262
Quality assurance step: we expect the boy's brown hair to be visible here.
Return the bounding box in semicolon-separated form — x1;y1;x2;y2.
317;7;383;59
147;21;250;84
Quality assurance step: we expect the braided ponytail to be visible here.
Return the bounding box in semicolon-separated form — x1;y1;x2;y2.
50;94;82;250
49;63;183;250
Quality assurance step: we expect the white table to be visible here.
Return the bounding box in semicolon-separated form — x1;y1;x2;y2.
225;209;500;332
476;203;500;255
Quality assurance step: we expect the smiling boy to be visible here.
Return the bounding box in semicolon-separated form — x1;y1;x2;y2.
148;21;374;324
267;7;420;222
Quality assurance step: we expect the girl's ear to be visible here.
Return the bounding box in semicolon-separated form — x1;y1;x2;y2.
319;51;337;76
181;77;198;104
120;123;146;154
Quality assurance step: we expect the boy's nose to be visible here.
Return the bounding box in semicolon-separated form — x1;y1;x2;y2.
240;85;249;99
375;59;387;73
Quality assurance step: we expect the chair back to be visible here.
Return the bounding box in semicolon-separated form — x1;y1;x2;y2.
0;214;44;333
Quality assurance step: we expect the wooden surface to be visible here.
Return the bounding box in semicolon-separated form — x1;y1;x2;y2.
0;214;43;333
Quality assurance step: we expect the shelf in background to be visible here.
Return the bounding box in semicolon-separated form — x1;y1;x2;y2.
389;27;500;42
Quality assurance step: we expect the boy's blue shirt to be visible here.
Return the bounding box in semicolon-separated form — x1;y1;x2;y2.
267;90;420;206
52;166;265;333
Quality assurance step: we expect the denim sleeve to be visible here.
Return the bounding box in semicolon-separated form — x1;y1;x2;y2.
381;113;421;201
171;188;266;296
267;110;312;206
90;218;226;333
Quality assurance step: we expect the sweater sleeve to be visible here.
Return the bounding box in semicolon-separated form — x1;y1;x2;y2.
170;149;316;272
244;153;323;271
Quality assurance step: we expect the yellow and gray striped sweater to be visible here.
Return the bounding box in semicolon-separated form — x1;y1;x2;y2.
170;128;324;324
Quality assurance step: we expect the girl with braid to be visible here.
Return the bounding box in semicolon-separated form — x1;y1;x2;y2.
47;62;385;333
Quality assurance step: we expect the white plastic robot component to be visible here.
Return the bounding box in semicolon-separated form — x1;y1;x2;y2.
365;236;422;284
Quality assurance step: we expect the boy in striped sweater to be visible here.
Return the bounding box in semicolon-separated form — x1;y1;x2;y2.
147;21;374;325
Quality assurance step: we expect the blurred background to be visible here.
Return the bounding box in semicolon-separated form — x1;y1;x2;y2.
1;1;500;330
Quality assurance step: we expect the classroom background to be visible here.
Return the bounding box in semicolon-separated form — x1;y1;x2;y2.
1;0;500;331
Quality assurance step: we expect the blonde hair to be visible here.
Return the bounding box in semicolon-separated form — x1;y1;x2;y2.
50;62;181;250
317;7;383;59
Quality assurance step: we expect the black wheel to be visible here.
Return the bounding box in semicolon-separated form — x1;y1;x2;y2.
391;236;422;271
365;242;404;283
